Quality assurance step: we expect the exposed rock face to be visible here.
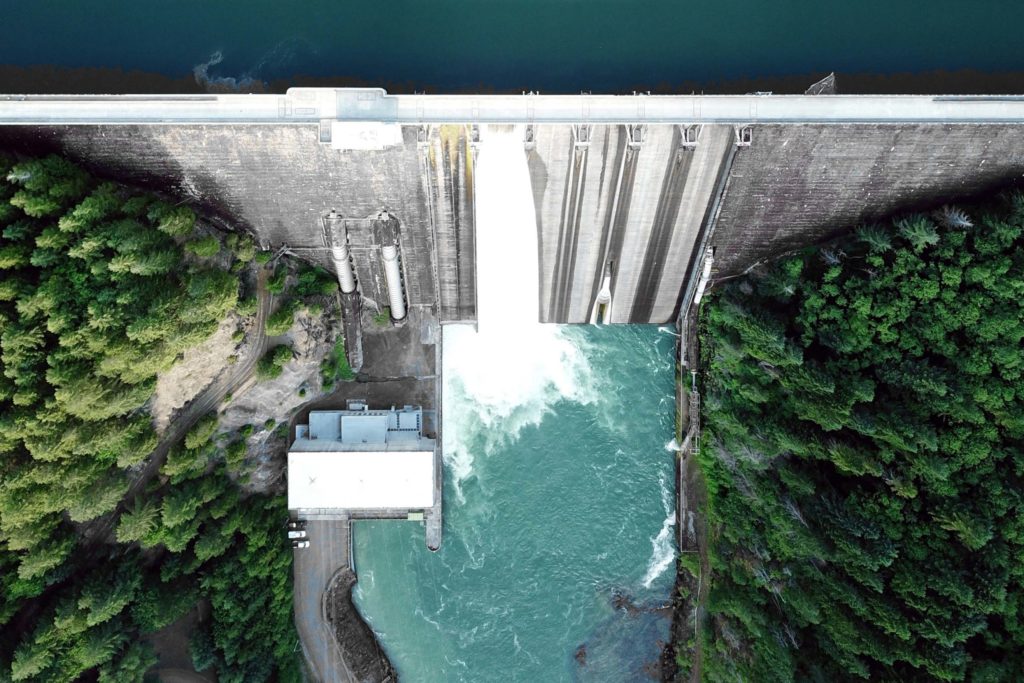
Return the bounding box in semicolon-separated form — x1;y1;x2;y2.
151;314;240;434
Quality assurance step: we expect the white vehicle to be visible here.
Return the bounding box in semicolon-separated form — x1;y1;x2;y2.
287;530;307;540
292;540;310;549
287;520;306;531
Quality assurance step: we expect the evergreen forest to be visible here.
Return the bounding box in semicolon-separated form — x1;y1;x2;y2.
697;195;1024;680
0;155;301;680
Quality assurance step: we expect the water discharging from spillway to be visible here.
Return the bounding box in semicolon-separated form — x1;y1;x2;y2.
442;126;595;499
352;126;677;681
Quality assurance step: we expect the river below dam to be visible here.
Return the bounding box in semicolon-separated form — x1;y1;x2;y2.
353;324;677;681
351;127;678;680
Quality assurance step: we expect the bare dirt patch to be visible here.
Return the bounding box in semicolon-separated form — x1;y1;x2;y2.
151;315;241;434
218;300;343;492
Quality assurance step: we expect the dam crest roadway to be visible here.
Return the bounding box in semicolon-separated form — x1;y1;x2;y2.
4;89;1024;124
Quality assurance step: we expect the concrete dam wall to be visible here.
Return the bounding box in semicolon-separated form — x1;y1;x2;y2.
2;119;1023;325
0;123;478;322
710;123;1024;279
528;124;733;323
530;122;1024;321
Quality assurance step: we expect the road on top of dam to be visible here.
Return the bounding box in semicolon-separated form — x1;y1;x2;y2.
3;90;1024;125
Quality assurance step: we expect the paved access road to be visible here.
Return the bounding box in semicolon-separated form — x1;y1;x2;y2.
292;519;356;683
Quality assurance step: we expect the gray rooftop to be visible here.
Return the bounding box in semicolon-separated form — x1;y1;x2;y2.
293;405;432;452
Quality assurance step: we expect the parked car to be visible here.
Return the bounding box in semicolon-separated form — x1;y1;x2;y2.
287;530;307;540
292;539;310;549
287;520;306;531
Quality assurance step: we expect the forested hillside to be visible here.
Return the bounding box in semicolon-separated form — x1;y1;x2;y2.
698;195;1024;681
0;155;300;680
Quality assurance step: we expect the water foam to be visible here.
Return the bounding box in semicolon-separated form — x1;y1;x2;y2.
442;126;595;502
193;51;263;91
193;41;308;91
641;473;677;589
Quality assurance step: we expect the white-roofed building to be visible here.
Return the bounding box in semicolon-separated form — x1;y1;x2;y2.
288;401;441;548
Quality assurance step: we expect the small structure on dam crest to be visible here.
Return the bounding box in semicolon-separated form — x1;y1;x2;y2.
289;400;442;549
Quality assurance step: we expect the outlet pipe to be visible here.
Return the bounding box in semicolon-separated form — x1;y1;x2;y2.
381;244;407;320
589;277;612;324
332;241;357;294
325;211;357;294
693;250;715;306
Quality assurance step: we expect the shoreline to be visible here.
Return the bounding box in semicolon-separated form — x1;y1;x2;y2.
324;554;398;682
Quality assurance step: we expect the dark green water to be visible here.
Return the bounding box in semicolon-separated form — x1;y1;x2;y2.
5;1;1024;91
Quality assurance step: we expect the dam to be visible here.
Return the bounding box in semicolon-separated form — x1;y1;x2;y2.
2;89;1024;328
3;89;1024;680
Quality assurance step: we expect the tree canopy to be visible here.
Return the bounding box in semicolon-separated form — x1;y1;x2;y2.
0;155;300;680
698;195;1024;681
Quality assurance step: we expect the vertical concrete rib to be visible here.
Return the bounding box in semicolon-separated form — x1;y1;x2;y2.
458;131;477;321
648;125;734;323
419;132;446;319
529;126;574;322
428;126;476;322
545;134;577;320
549;141;590;322
609;126;674;322
591;130;635;322
566;125;622;322
678;134;741;327
628;127;691;322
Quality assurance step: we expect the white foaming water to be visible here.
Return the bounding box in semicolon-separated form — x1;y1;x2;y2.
641;473;677;588
664;437;681;452
443;126;595;501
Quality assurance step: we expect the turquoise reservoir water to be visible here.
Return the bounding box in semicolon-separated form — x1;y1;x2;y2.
5;1;1024;91
353;324;678;681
